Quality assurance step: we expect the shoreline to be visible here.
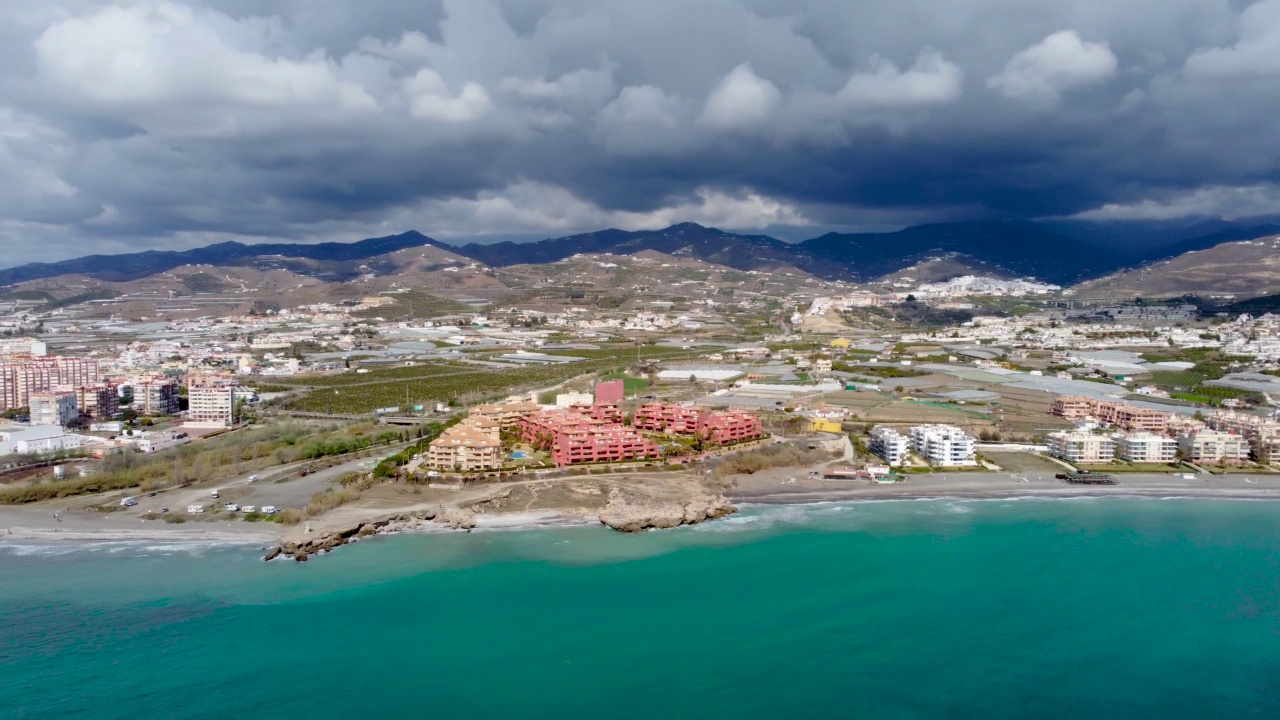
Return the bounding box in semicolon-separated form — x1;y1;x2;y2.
3;485;1278;547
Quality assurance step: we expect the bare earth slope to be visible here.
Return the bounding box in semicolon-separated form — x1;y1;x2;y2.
1068;235;1280;299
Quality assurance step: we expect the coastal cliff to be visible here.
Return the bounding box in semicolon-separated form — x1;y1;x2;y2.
263;491;737;560
598;491;736;532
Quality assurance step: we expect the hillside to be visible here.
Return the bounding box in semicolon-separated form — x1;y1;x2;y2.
1068;236;1280;299
0;231;437;285
799;221;1123;284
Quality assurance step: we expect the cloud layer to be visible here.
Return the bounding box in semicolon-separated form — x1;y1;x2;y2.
4;0;1280;264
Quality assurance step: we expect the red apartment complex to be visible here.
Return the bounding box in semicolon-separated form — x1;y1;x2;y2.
633;402;765;445
517;410;661;467
1050;396;1170;433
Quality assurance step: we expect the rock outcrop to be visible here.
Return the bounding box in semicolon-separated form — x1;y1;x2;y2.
264;508;447;561
597;492;736;533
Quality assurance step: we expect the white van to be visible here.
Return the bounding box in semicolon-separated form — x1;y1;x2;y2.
223;503;240;513
187;504;205;514
120;496;138;507
240;505;256;514
261;505;279;515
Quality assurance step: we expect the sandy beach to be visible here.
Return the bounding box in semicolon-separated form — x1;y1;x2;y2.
727;469;1280;504
3;469;1278;547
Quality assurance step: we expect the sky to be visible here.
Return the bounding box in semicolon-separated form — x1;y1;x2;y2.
3;0;1280;266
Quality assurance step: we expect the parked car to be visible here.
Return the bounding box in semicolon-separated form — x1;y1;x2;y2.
187;505;205;514
210;489;220;499
223;503;240;513
247;475;259;483
119;496;138;507
261;505;279;515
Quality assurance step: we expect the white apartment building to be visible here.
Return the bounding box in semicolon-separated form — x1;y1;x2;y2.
1178;430;1250;463
869;426;910;467
908;424;977;466
1046;431;1115;464
554;392;594;408
29;391;79;427
1115;433;1178;463
186;376;237;428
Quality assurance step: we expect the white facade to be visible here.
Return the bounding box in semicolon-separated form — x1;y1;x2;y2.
29;392;79;427
1178;430;1250;463
554;392;594;408
1115;433;1178;463
1046;431;1115;464
869;426;910;467
186;380;237;428
0;425;82;456
908;424;977;466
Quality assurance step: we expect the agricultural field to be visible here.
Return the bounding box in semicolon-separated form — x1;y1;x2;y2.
277;349;703;415
1146;371;1205;389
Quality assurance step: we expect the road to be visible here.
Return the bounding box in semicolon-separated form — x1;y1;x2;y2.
108;449;408;517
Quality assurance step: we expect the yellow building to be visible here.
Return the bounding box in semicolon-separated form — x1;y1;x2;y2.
809;418;844;433
829;338;851;349
427;426;503;472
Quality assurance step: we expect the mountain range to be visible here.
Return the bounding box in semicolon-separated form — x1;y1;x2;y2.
4;219;1280;295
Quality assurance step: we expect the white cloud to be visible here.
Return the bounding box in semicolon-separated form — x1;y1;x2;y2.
837;50;963;108
1184;0;1280;78
987;30;1118;105
403;68;492;122
405;181;809;236
698;63;781;129
1070;183;1280;221
34;2;377;135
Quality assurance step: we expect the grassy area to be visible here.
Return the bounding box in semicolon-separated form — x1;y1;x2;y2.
0;422;410;505
1076;463;1186;473
602;373;650;395
268;362;479;389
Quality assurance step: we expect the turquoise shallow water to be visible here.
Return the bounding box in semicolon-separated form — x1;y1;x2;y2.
2;498;1278;719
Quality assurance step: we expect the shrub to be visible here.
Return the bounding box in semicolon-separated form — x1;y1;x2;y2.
162;513;186;524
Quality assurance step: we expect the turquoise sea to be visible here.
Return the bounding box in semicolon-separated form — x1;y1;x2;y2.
2;498;1279;719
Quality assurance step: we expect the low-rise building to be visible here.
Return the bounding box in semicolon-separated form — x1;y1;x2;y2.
1046;431;1115;464
1115;433;1178;463
908;425;977;466
1050;396;1171;433
869;426;910;466
0;425;83;456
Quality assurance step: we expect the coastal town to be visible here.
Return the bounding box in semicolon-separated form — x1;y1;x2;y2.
3;265;1280;557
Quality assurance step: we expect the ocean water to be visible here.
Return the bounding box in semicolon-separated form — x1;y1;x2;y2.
2;499;1278;719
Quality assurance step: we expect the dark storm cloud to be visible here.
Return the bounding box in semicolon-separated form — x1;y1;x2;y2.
3;0;1280;265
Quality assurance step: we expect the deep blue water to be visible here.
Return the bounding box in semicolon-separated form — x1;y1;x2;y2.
2;498;1278;719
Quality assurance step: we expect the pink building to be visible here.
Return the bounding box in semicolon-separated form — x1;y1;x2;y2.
633;402;765;446
517;410;661;466
595;379;626;405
